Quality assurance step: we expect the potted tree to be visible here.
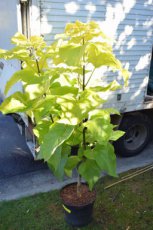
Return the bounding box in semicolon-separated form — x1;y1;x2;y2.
0;21;129;227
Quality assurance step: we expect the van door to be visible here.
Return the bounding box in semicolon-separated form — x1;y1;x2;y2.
0;0;22;99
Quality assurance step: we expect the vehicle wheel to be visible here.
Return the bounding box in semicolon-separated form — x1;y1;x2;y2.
114;113;152;157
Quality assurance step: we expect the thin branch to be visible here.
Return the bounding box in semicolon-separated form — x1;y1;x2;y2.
121;164;153;180
76;36;86;197
104;164;153;190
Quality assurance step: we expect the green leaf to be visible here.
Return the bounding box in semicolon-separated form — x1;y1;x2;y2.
85;118;114;143
5;69;38;95
47;146;62;172
4;70;23;95
79;89;105;115
56;96;83;125
61;144;71;156
89;108;120;121
83;149;94;160
50;85;78;96
78;159;101;190
79;143;117;187
58;44;86;66
78;146;84;158
47;144;71;179
110;130;125;141
11;32;28;45
24;82;45;100
89;80;121;92
93;143;117;177
40;123;74;161
32;98;59;123
54;152;68;180
89;109;110;121
0;92;28;114
66;126;82;146
30;36;47;49
65;156;80;177
28;96;58;122
122;69;130;87
87;43;122;69
33;120;52;144
0;47;30;61
66;156;80;169
104;108;120;115
64;21;109;43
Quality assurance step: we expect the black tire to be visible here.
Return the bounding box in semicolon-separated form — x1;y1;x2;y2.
114;113;152;157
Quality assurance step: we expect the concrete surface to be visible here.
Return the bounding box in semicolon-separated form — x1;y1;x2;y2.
0;113;47;180
0;113;153;201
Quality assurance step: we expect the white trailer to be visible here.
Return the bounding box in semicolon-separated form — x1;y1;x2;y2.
0;0;153;157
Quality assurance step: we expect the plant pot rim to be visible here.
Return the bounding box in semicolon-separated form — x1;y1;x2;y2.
60;182;96;207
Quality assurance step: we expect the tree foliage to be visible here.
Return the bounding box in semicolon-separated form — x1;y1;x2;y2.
0;21;129;190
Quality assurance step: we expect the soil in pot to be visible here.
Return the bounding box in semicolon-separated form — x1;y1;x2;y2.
60;183;96;227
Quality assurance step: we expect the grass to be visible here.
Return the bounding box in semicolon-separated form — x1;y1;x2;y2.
1;169;153;230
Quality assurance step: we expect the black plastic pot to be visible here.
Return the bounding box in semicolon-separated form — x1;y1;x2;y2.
60;183;96;228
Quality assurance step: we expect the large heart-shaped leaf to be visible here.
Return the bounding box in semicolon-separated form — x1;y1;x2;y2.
78;159;101;190
40;122;74;161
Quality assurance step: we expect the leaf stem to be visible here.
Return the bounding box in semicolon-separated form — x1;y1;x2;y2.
82;37;86;91
83;127;86;150
77;74;82;90
82;65;85;91
36;58;41;74
50;114;54;123
85;68;95;87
